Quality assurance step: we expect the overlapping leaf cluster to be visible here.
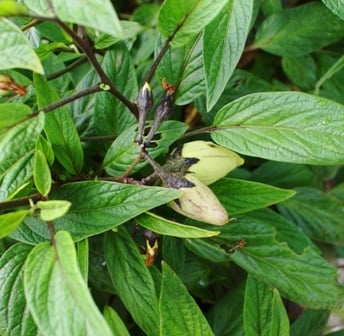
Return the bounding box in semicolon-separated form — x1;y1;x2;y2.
0;0;344;335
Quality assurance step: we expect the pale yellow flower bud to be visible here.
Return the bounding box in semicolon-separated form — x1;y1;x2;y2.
169;174;228;225
181;141;244;185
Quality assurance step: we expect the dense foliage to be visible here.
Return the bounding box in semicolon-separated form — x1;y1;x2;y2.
1;0;344;335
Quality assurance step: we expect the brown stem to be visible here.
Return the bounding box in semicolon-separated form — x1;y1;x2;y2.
47;221;56;245
57;20;138;118
0;193;42;211
47;55;88;81
80;135;116;142
143;12;190;84
182;126;217;138
30;84;103;116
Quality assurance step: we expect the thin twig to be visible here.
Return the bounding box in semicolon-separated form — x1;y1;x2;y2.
0;193;42;211
56;20;138;118
182;126;217;138
80;135;116;142
47;55;88;81
30;84;103;116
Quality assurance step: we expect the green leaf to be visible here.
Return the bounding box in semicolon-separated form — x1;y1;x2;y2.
315;55;344;95
94;44;137;136
244;276;289;336
0;112;44;201
159;262;214;336
51;0;123;37
207;282;245;336
52;181;180;240
251;161;315;189
278;187;344;244
0;243;37;336
104;228;159;336
246;209;318;255
34;74;84;174
33;149;51;196
253;2;344;56
290;309;330;336
156;34;205;105
203;0;253;110
219;216;344;309
76;239;89;281
136;212;219;238
0;18;43;73
184;238;229;263
211;178;295;216
157;0;227;47
103;121;187;176
322;0;344;20
0;0;28;16
0;210;29;239
0;103;32;131
212;92;344;165
36;200;71;221
282;55;317;90
24;231;113;336
270;289;290;335
103;306;130;336
24;0;55;17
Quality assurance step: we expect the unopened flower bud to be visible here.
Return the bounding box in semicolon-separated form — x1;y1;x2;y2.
137;82;153;143
179;141;244;185
168;173;229;225
145;91;173;145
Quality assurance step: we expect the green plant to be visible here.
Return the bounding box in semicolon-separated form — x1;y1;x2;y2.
1;0;344;335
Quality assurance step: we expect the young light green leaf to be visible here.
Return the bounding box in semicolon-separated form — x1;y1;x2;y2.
159;262;214;336
36;200;71;221
34;74;84;174
203;0;253;110
0;210;29;239
24;0;55;17
219;217;344;309
136;212;219;238
0;0;28;16
24;231;113;336
103;306;130;336
157;0;227;47
34;149;51;196
278;187;344;244
103;121;187;176
0;103;32;130
211;178;295;216
212;92;344;165
156;34;205;105
51;0;123;38
253;2;344;56
0;112;44;201
322;0;344;20
0;18;43;73
0;243;37;336
244;276;289;336
104;228;159;336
